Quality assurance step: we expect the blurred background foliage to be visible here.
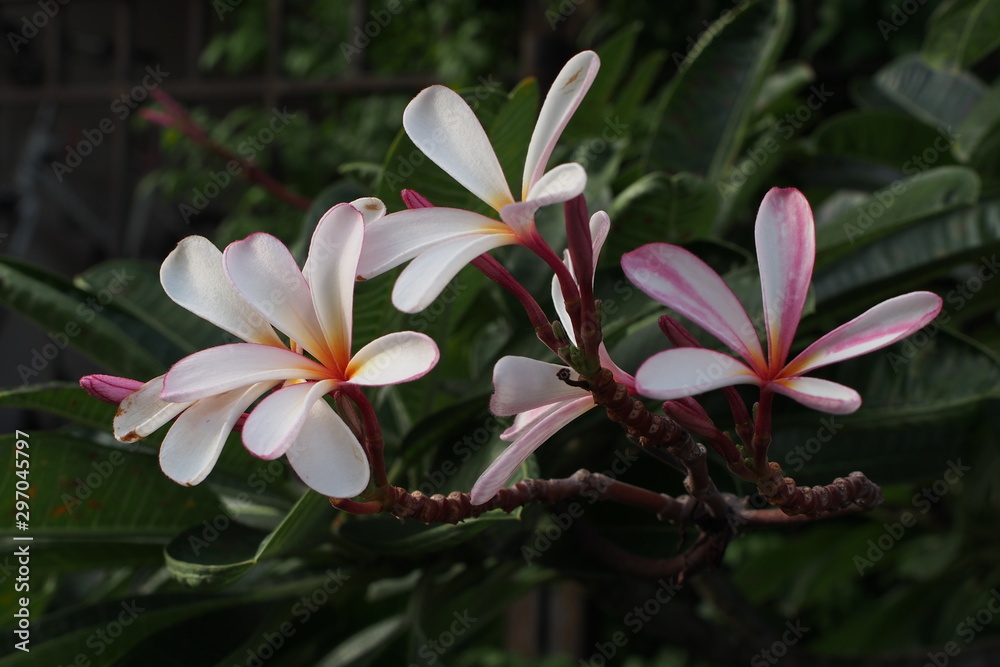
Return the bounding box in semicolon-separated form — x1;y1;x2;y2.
3;0;1000;664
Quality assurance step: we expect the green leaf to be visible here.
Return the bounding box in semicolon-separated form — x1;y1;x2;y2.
318;615;407;667
648;0;792;181
0;258;163;380
488;78;539;200
0;432;217;539
923;0;1000;69
811;109;955;170
815;166;981;266
954;79;1000;162
873;54;985;130
291;180;369;263
0;383;116;430
332;512;514;558
614;50;668;129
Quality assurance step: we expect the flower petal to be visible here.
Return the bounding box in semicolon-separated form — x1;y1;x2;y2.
159;382;273;486
501;163;587;237
522;50;600;198
756;187;816;370
80;374;143;405
590;210;611;267
357;207;510;279
403;85;514;211
114;376;191;442
635;348;760;400
470;397;595;505
242;379;338;460
162;344;330;402
501;404;562;441
783;291;943;377
305;203;364;372
224;232;335;368
769;376;861;414
490;356;590;416
598;343;635;391
622;243;766;373
350;196;386;224
346;331;439;386
160;236;282;346
286;399;370;498
391;231;516;313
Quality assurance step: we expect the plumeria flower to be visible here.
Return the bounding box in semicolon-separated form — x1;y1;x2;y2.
470;211;634;505
104;199;439;497
357;51;601;313
621;187;943;415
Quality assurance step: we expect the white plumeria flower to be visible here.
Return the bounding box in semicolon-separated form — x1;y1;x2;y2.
470;211;634;505
357;51;601;313
622;187;943;414
114;198;439;497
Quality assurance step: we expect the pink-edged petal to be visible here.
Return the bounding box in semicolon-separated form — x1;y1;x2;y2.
489;356;590;416
470;396;595;505
224;232;335;368
551;269;576;345
598;343;635;391
80;374;143;405
159;382;274;486
756;187;816;370
522;51;600;198
285;399;370;498
622;243;766;373
305;203;364;372
162;344;331;402
350;196;386;224
403;85;514;211
242;379;338;460
635;348;761;400
346;331;439;386
391;231;517;313
357;207;511;279
501;403;563;441
590;211;611;269
783;292;943;377
114;376;191;442
501;163;587;237
769;377;861;415
160;236;282;346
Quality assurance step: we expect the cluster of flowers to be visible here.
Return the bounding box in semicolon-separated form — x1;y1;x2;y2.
82;52;942;505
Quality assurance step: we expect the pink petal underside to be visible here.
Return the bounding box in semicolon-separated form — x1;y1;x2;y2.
159;382;274;486
502;403;564;441
242;379;338;460
391;231;517;313
356;207;511;279
346;331;439;386
305;203;364;373
285;399;370;498
634;348;761;401
224;232;336;368
769;376;862;415
590;211;611;272
470;396;595;505
501;163;587;238
522;50;600;198
113;375;191;442
622;243;766;373
350;196;386;224
782;291;943;377
755;187;816;370
160;236;282;346
161;343;331;402
403;85;514;211
598;343;635;392
489;356;591;416
80;374;143;405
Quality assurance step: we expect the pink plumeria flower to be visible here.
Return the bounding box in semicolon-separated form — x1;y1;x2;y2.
357;51;601;313
112;199;439;497
621;187;943;415
470;211;634;505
